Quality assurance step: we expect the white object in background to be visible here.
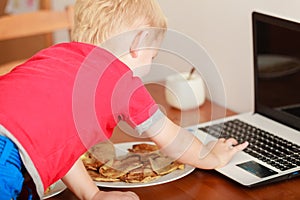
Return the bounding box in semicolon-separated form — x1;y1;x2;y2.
165;72;205;110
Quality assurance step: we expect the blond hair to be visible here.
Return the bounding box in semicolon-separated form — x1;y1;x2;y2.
71;0;167;45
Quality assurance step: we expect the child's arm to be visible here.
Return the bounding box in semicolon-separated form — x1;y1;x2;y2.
146;116;248;169
61;159;139;200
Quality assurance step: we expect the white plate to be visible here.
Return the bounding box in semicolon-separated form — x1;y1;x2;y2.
43;180;67;199
94;142;195;188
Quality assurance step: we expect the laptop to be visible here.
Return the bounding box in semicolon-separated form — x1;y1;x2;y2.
188;11;300;187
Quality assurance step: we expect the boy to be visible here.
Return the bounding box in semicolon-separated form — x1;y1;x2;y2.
0;0;248;199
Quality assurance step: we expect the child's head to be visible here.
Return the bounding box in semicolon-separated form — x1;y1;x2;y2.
72;0;168;77
72;0;167;45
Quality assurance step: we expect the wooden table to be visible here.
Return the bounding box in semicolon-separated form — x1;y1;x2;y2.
49;83;300;200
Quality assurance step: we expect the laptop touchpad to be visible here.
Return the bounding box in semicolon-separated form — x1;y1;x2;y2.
237;161;278;178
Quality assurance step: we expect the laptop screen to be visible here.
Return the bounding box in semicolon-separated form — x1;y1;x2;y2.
253;12;300;131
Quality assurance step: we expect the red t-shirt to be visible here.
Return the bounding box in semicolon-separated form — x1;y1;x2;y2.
0;42;158;195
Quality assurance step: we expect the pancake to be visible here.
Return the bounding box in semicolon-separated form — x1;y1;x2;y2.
82;143;185;183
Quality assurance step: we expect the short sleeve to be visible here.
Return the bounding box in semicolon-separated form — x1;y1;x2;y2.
110;67;160;131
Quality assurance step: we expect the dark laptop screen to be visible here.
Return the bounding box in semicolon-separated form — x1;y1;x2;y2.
253;12;300;131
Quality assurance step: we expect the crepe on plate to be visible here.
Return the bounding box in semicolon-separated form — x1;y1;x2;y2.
82;143;184;183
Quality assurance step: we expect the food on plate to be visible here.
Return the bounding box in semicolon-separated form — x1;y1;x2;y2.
128;143;159;153
82;143;185;183
81;141;116;171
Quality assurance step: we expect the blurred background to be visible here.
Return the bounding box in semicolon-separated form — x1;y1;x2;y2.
1;0;299;114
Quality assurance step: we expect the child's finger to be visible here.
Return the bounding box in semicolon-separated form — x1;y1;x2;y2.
225;138;238;146
218;138;226;142
123;191;140;200
232;141;249;152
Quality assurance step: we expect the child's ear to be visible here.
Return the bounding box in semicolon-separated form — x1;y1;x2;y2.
129;31;148;58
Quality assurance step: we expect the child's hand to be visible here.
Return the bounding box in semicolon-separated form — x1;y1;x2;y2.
92;190;139;200
206;138;249;168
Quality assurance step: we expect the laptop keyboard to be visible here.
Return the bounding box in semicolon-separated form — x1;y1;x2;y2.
198;119;300;171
